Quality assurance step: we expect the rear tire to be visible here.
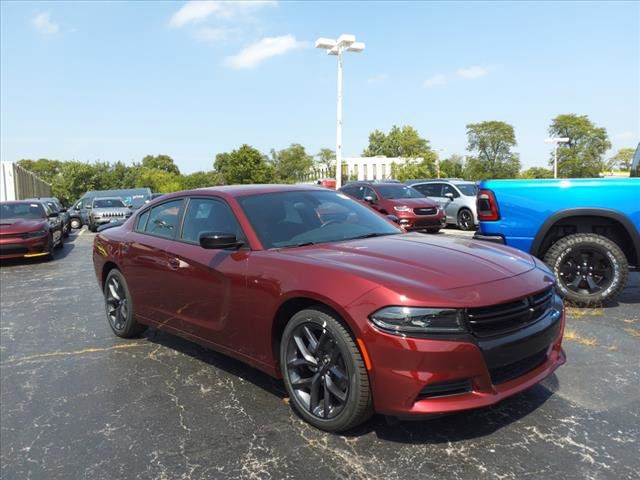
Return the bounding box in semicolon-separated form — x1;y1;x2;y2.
104;269;146;338
543;233;628;306
280;308;372;432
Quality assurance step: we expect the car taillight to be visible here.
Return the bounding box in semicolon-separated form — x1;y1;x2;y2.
477;189;500;221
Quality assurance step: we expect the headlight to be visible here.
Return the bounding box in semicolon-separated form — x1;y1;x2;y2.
23;228;48;238
370;306;466;334
393;206;411;212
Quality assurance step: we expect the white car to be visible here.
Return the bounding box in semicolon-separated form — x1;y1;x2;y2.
408;179;478;231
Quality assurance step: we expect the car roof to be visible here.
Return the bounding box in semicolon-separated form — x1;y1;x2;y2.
408;179;474;185
93;196;125;201
192;184;327;197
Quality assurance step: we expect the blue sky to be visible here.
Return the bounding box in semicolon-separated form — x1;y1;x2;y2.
1;1;638;173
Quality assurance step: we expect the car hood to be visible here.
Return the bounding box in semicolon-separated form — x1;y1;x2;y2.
383;197;437;208
278;232;536;291
0;218;47;234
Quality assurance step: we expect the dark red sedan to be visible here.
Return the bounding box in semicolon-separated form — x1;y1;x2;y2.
0;200;63;260
93;185;565;432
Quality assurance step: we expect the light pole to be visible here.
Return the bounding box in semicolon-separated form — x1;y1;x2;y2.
544;137;570;178
315;34;365;189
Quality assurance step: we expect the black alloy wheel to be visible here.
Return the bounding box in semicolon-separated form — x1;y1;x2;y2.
457;209;474;231
544;233;628;306
103;269;145;338
280;308;372;432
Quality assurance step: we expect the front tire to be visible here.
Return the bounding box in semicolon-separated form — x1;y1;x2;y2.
280;308;372;432
543;233;628;306
70;218;81;230
457;208;475;231
104;269;146;338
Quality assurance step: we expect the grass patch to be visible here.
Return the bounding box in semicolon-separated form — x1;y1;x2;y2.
623;327;640;338
564;328;599;347
566;306;604;318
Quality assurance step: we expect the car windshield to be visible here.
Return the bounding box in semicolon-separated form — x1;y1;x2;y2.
94;198;125;208
238;190;402;249
457;184;478;196
376;185;424;199
0;202;45;220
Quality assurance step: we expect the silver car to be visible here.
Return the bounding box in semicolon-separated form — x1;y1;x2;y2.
87;197;132;232
408;179;478;230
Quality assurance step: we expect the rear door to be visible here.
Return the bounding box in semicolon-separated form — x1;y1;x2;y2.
122;198;185;328
440;183;462;223
161;196;250;349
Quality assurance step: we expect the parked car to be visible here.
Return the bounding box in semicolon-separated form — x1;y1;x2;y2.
87;197;132;232
26;197;71;238
0;200;63;260
93;185;565;432
474;178;640;306
407;179;478;231
339;181;446;232
71;187;152;229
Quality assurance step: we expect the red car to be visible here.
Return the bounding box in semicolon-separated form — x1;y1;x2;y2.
0;200;63;260
339;182;446;232
93;185;565;432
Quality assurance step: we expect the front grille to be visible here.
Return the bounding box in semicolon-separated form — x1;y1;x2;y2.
414;207;437;215
466;288;554;338
0;233;25;239
489;349;548;384
416;379;472;400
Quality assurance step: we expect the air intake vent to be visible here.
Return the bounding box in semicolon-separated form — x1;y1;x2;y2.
416;379;472;400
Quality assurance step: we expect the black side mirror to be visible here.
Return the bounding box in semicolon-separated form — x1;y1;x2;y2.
386;214;400;224
127;204;133;209
444;192;454;200
59;208;67;213
199;232;243;250
363;195;376;204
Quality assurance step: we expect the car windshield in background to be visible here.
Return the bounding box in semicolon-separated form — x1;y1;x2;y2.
94;199;125;208
0;203;45;220
238;190;401;249
457;184;478;196
376;185;424;199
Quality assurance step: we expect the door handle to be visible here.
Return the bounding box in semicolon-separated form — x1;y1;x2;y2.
168;258;181;270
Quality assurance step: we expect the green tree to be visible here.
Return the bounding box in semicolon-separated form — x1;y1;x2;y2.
548;114;611;178
270;143;314;183
17;158;63;182
439;154;465;178
390;158;436;181
464;121;521;180
141;154;181;175
363;125;433;159
181;171;224;190
315;148;336;177
607;148;635;171
214;144;275;184
520;167;554;179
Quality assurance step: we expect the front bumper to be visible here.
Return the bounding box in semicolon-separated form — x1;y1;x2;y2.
91;216;127;226
399;211;447;231
0;234;50;260
362;308;565;416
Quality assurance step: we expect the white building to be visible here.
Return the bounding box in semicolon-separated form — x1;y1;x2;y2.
343;156;422;181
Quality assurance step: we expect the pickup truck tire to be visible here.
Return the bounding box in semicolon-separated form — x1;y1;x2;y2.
544;233;628;306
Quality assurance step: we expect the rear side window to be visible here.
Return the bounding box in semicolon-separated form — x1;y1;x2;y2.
136;210;150;231
144;199;183;239
180;198;243;243
413;183;442;197
441;184;459;198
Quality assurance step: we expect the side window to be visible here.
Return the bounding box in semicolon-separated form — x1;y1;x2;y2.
180;198;242;243
144;199;183;239
136;210;150;232
414;183;441;197
352;186;366;200
441;184;459;198
363;187;378;201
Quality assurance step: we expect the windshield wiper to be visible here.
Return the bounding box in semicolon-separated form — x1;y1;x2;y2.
280;241;316;248
345;232;398;241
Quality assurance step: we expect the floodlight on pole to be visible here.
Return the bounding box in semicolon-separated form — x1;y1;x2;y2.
545;137;570;179
315;34;365;189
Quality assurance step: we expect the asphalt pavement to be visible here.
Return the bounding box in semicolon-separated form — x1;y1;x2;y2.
1;228;638;480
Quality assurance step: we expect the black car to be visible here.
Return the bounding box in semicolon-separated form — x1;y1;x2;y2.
26;197;70;238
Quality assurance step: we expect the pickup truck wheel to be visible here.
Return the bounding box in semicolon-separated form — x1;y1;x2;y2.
457;208;474;231
544;233;628;306
70;218;81;229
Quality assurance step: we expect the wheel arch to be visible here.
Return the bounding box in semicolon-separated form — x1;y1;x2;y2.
101;261;120;290
531;208;640;266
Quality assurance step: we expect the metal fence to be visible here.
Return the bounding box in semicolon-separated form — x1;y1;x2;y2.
0;162;52;201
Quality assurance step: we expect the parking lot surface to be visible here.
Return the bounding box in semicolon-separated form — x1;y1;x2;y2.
1;228;638;480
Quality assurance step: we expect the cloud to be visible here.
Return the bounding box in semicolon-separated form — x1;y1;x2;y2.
367;73;388;84
457;65;489;79
169;0;276;28
194;26;233;43
423;74;447;88
32;12;59;35
225;35;307;69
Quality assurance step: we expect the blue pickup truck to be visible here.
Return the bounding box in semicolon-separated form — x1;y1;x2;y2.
474;178;640;306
